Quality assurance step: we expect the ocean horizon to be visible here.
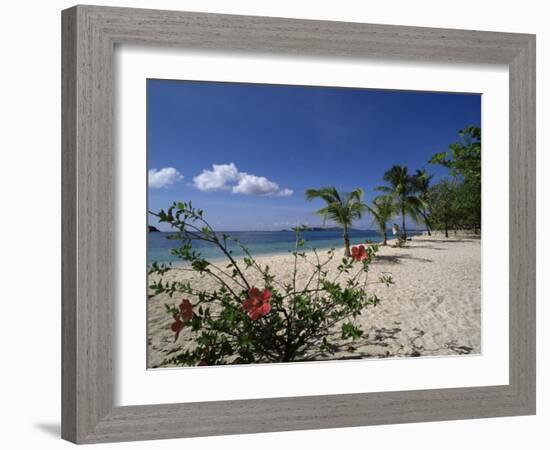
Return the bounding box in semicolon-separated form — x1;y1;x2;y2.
147;229;424;265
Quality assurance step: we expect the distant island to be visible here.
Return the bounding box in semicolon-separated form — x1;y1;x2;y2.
281;226;364;232
148;225;160;232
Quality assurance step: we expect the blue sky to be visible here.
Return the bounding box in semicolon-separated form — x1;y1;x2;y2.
147;79;480;231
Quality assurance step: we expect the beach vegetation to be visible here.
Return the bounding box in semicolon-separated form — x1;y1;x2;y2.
412;169;434;235
366;195;396;245
149;201;391;366
375;165;421;240
427;178;459;238
429;126;481;234
304;186;368;257
350;244;369;262
430;126;481;181
370;126;481;239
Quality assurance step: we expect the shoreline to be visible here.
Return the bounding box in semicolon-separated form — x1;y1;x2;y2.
148;237;378;267
147;231;429;267
147;236;481;367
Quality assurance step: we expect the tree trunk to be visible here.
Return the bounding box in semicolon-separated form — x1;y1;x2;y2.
383;230;387;246
444;221;449;238
421;210;431;236
343;227;351;257
401;206;407;240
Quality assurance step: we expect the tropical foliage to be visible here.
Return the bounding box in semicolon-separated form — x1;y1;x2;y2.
430;126;481;180
412;169;434;235
427;179;458;238
149;201;392;366
366;195;396;245
349;126;482;240
429;126;481;233
375;165;421;240
305;186;368;257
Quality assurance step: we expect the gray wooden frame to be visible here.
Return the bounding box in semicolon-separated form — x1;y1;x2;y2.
61;4;536;444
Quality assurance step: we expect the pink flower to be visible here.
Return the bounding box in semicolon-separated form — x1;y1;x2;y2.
242;287;271;320
350;245;368;262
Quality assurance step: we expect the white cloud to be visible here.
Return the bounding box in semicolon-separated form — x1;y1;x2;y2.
193;163;293;197
232;173;293;196
277;188;294;197
192;163;239;192
148;167;183;188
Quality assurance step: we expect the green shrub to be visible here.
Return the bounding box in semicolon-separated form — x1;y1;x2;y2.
149;201;392;366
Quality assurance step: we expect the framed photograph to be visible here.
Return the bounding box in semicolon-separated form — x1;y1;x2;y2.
62;5;536;444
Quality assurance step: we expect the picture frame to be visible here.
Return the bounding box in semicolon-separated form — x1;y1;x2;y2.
61;4;536;444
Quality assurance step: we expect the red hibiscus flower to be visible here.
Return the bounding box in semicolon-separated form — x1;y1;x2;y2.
179;299;193;321
350;245;368;262
170;299;193;341
170;315;185;341
242;287;271;320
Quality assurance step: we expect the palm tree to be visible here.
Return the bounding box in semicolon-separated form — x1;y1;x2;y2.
367;195;396;245
413;169;434;236
305;186;367;257
376;165;420;240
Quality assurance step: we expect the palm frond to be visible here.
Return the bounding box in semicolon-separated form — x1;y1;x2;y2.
374;186;393;193
347;188;365;203
348;202;367;220
377;165;427;235
367;195;396;233
305;186;341;204
305;185;367;230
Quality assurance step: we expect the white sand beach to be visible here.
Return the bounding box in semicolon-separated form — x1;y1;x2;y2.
147;236;481;367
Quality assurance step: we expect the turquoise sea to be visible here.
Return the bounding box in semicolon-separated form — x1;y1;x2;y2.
147;229;422;265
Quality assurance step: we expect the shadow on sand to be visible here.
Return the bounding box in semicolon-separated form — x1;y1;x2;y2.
411;237;480;244
375;253;433;264
301;325;475;361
